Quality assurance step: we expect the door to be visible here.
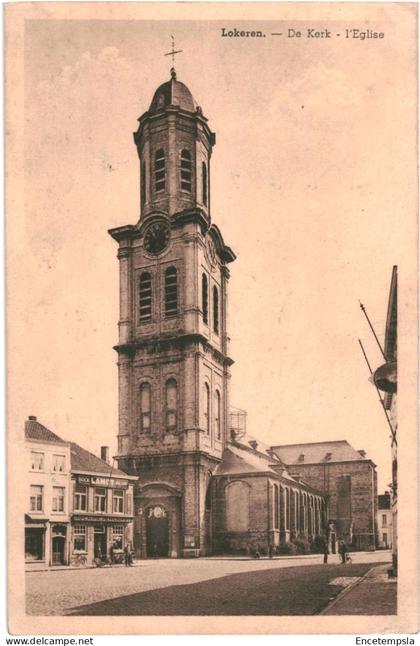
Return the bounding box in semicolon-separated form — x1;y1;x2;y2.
52;536;65;565
94;532;107;560
146;505;169;557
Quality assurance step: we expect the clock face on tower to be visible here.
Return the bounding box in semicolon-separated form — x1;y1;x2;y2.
143;222;171;255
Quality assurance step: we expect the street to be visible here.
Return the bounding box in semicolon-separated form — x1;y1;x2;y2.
26;550;393;616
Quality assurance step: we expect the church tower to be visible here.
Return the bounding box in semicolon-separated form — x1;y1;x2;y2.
109;67;235;557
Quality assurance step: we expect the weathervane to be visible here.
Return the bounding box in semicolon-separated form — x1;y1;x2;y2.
164;34;183;78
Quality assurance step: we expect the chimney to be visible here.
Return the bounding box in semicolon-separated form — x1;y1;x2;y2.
28;415;37;421
101;446;110;464
298;453;305;462
358;450;366;458
325;452;332;461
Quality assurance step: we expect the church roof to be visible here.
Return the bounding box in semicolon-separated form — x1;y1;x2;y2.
25;417;68;445
271;440;370;465
215;444;279;477
149;72;197;113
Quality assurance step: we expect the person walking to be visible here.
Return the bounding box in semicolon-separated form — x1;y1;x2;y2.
124;544;131;567
323;544;329;564
338;540;348;564
268;544;274;559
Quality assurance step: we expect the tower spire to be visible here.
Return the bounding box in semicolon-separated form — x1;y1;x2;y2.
164;34;183;78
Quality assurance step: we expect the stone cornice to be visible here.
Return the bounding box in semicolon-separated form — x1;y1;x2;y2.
114;333;234;367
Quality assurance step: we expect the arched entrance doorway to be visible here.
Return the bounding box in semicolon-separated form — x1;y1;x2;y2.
146;505;169;557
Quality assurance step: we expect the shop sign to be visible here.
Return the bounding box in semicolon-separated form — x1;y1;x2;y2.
76;475;90;484
72;515;132;523
76;475;128;488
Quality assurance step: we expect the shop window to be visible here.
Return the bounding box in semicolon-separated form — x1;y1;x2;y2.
180;149;192;191
165;267;178;317
30;451;44;471
53;454;65;473
25;528;44;561
73;525;87;552
140;382;151;432
214;390;221;440
94;487;107;513
202;162;208;206
30;485;43;512
213;286;219;334
74;484;87;511
166;378;177;430
112;524;124;550
155;149;165;192
52;486;65;512
202;274;208;324
113;489;124;513
139;272;152;323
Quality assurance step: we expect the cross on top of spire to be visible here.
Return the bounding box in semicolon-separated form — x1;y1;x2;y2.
164;34;183;78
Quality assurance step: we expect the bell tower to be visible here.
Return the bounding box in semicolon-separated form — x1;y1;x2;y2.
109;66;235;557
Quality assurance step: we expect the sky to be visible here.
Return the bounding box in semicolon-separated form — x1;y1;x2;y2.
13;12;416;493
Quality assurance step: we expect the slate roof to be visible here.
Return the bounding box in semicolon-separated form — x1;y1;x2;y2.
70;442;130;478
215;444;279;477
25;418;68;445
149;74;197;113
271;440;369;465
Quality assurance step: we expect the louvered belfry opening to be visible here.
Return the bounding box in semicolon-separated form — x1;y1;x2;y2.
139;272;152;323
155;149;166;192
180;149;192;191
165;266;178;316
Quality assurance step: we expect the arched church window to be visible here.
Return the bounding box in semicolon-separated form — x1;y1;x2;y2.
140;383;151;432
203;383;210;434
213;286;219;334
214;390;221;440
139;272;152;323
225;481;250;532
165;378;177;431
180;149;192;192
202;162;208;206
141;161;146;209
202;274;208;325
155;149;166;192
274;484;280;529
165;267;178;317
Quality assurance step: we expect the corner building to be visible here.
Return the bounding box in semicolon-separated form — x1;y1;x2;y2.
109;69;235;558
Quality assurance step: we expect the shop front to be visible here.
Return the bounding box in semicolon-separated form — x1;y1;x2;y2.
25;515;47;568
70;515;133;566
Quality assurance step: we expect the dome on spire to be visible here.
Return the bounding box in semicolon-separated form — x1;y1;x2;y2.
149;69;198;113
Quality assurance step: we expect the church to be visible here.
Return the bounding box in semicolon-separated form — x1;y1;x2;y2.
108;66;377;558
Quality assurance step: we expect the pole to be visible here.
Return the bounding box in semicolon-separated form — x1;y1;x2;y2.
358;339;397;446
359;302;387;361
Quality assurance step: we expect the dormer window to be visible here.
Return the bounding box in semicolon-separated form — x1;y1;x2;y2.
180;150;192;191
155;149;166;192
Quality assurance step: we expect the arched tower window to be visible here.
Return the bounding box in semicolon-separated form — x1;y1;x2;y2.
213;286;219;334
214;390;221;440
140;383;151;433
154;149;166;192
202;162;208;206
165;378;177;431
203;383;210;434
202;274;208;324
141;161;146;209
165;267;178;317
139;272;152;323
180;149;192;192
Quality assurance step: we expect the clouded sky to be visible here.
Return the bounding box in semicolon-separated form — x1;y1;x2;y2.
15;7;416;492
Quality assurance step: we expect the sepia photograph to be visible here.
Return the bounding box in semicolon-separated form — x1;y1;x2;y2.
5;1;418;636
